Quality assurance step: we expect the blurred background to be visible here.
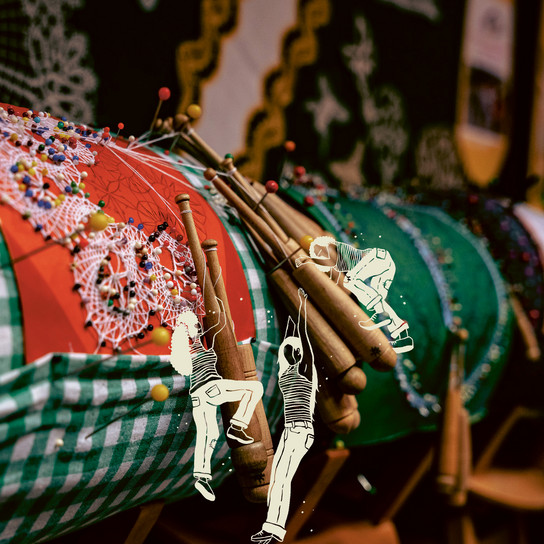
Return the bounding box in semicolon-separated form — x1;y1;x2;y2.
2;1;544;543
0;0;541;199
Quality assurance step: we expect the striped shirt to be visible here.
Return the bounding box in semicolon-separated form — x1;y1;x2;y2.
279;364;313;424
335;243;373;273
190;346;221;394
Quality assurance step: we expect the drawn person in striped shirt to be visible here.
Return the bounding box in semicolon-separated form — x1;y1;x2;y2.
252;288;317;544
296;235;413;354
170;307;263;502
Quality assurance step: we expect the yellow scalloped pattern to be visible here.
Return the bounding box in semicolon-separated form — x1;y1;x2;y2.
175;0;240;116
237;0;331;180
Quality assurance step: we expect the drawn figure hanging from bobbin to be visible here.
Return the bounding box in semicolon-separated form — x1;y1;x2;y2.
170;307;263;502
251;288;317;544
296;236;414;354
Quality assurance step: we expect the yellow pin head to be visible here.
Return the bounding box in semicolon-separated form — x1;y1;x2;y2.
89;212;110;231
151;326;171;346
187;104;202;120
300;235;314;252
151;384;169;402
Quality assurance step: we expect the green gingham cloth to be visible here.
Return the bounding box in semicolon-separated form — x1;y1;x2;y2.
0;230;24;373
0;172;283;544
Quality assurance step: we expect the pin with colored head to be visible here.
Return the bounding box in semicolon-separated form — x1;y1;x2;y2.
300;235;314;252
253;180;278;210
150;87;171;133
186;104;202;121
114;122;124;143
277;140;296;182
294;165;306;183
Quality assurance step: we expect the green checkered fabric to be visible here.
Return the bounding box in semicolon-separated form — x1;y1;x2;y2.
0;229;24;372
0;168;283;544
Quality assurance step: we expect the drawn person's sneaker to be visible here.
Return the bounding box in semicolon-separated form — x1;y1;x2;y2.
227;423;254;445
251;529;282;543
194;477;215;501
359;311;391;330
390;330;414;353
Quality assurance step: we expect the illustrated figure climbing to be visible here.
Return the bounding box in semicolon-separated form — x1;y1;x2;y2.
170;307;263;502
251;288;317;544
296;235;414;354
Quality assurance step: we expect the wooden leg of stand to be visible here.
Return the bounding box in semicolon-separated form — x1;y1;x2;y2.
283;448;350;544
445;512;479;544
375;447;434;525
515;513;530;544
123;500;164;544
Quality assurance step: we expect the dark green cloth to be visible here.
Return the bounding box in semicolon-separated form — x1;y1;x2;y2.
286;188;513;445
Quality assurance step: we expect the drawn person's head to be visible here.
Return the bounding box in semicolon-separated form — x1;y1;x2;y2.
283;337;303;366
176;309;201;340
170;309;201;376
309;236;336;272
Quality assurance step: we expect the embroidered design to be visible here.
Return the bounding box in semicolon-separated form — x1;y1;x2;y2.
0;0;97;122
236;0;332;180
415;126;464;190
175;0;241;116
306;76;350;154
0;107;208;350
376;0;442;22
343;16;409;187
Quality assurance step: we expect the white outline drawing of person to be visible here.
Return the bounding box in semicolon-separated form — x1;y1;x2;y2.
296;236;414;354
170;306;264;502
251;288;317;544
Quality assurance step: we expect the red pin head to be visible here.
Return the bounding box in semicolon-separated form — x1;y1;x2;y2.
117;122;124;130
265;180;279;194
284;140;296;153
294;166;306;178
303;195;315;207
158;87;171;101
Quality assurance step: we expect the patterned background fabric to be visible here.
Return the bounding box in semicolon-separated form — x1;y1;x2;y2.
0;0;539;193
0;0;469;189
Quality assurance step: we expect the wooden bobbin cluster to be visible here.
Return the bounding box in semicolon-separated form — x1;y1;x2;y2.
175;194;273;503
158;108;399;436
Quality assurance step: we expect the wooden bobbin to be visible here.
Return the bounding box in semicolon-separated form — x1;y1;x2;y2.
288;238;397;372
216;161;290;245
207;175;397;372
201;238;275;502
509;292;541;362
175;194;268;501
251;180;327;244
270;267;367;395
316;373;361;434
250;182;347;293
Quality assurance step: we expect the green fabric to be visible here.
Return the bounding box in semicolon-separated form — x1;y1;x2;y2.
0;230;24;372
0;174;283;544
286;188;513;445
